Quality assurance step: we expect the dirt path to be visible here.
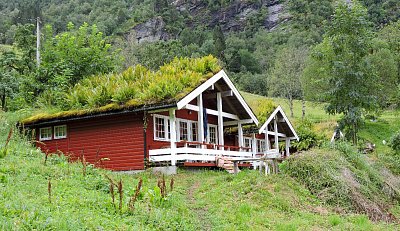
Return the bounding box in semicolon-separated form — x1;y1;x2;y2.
187;181;213;231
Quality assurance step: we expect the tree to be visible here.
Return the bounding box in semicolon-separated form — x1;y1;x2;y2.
0;51;20;110
378;20;400;83
303;1;377;144
14;23;36;74
268;46;308;118
40;22;120;87
213;25;226;62
368;39;398;107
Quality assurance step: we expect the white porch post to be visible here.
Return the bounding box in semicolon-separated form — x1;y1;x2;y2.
251;133;256;158
265;132;270;152
217;92;224;150
285;138;290;157
274;116;279;150
169;109;177;166
197;94;204;146
238;122;243;151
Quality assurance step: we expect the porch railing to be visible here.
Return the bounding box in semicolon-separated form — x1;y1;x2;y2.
149;141;280;163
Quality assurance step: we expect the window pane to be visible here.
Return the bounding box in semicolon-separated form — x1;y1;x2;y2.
191;122;198;141
179;121;188;141
155;117;166;139
54;125;67;139
40;127;52;141
209;126;217;144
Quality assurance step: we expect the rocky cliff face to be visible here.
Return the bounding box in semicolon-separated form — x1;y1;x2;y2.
131;17;170;44
173;0;287;31
128;0;288;44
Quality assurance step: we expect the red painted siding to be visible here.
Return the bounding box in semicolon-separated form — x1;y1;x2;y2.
36;113;145;171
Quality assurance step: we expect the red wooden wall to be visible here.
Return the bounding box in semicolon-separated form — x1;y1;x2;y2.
36;112;145;171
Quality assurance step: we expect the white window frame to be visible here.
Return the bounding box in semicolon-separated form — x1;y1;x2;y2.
178;119;189;141
176;119;198;142
54;125;67;139
243;137;252;152
153;114;170;141
207;124;218;144
256;139;266;153
191;121;198;142
39;127;53;141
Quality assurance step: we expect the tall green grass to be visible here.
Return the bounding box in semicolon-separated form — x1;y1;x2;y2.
281;142;400;222
2;110;398;229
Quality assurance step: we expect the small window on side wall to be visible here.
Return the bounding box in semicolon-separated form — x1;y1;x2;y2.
39;127;52;141
54;125;67;139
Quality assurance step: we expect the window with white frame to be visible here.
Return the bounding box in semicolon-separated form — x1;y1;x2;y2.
54;125;67;139
176;119;198;142
191;122;198;142
207;124;218;144
179;121;189;141
39;127;52;141
257;139;266;153
154;115;170;141
243;137;252;152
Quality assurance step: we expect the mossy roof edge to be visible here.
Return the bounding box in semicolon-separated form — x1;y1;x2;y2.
20;68;220;126
20;101;178;127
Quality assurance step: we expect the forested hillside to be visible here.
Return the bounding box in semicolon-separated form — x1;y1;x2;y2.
1;0;399;143
0;0;398;98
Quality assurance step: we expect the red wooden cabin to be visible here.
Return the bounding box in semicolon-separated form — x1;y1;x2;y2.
22;70;298;171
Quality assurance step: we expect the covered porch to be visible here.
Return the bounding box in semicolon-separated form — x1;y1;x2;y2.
148;70;257;165
148;70;285;167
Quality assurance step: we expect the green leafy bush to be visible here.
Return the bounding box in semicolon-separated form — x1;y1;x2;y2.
389;130;400;153
291;119;323;151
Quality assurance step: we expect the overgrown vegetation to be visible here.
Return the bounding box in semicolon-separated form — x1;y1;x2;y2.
1;1;399;116
1;108;398;229
281;142;400;222
21;56;221;125
389;131;400;154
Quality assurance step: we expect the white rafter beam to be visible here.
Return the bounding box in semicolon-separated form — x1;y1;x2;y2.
203;90;233;99
262;131;287;138
223;119;254;126
184;104;239;120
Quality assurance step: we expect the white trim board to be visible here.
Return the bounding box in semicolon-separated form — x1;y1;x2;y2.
258;105;299;141
176;70;259;125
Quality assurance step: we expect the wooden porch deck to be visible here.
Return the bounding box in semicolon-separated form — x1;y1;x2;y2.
149;141;281;167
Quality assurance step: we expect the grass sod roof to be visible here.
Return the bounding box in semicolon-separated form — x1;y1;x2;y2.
21;56;222;125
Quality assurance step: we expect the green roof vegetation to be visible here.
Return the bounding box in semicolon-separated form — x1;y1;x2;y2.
21;56;221;125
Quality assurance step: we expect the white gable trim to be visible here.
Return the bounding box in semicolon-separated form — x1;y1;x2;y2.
177;70;259;125
258;105;299;141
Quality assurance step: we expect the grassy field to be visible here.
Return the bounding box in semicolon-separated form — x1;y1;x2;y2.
2;96;400;230
0;136;397;230
0;112;399;230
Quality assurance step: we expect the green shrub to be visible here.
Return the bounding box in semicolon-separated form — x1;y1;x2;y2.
389;130;400;153
291;119;323;151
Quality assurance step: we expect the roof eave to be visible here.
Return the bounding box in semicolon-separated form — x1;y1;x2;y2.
20;102;177;128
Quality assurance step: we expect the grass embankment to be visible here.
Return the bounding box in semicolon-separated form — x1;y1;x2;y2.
282;144;400;223
1;110;399;230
